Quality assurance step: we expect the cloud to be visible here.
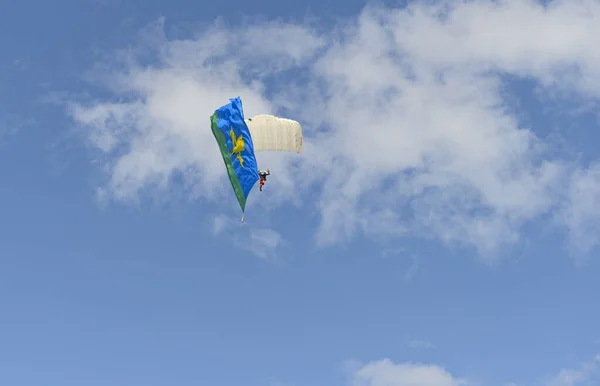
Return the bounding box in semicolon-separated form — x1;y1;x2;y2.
212;214;285;260
348;353;600;386
67;17;322;204
349;359;467;386
381;248;420;281
559;165;600;256
545;354;600;386
245;227;285;261
212;214;233;236
0;113;35;144
67;0;600;259
405;337;434;350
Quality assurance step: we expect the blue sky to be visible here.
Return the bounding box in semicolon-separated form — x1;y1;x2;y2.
2;0;600;385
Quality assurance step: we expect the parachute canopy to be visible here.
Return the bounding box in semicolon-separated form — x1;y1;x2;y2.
245;114;303;153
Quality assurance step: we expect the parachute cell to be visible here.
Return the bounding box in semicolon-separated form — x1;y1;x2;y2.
245;114;303;153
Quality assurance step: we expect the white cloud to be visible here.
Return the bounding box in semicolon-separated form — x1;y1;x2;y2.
405;337;434;350
545;354;600;386
560;164;600;256
212;214;284;260
246;227;285;261
381;248;420;281
348;354;600;386
67;0;600;259
0;113;35;144
349;359;467;386
212;214;233;236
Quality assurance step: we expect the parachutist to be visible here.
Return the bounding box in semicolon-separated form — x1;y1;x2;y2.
211;97;303;221
259;169;270;191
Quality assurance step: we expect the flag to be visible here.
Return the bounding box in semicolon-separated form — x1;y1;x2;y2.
210;97;259;216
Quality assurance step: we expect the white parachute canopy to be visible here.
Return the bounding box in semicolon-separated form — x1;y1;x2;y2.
245;114;303;153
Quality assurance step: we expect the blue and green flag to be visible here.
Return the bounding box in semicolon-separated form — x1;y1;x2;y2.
210;97;259;218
